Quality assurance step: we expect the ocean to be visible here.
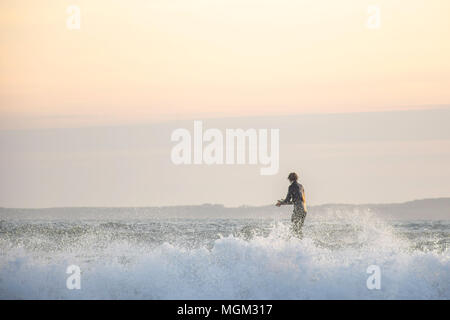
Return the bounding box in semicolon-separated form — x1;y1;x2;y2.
0;209;449;299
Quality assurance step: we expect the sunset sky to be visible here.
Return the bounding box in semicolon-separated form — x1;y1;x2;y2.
1;0;450;129
0;1;449;207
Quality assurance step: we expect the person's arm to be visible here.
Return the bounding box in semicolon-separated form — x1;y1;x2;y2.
276;186;293;206
281;188;293;204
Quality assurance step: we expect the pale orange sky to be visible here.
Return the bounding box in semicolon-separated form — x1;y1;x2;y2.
1;0;450;129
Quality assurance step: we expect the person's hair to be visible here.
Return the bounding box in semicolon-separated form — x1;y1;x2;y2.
288;172;298;182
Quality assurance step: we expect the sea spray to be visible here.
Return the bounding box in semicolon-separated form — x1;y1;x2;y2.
0;211;448;299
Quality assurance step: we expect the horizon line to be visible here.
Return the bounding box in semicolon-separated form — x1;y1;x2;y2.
2;196;449;210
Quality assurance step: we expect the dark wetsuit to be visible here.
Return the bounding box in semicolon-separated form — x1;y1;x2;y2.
280;181;307;237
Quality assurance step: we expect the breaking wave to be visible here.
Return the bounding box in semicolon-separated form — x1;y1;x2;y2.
0;212;449;299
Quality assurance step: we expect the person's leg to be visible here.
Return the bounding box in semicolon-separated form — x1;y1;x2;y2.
291;210;306;239
291;218;302;238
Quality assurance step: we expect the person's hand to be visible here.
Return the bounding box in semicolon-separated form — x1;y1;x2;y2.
275;200;282;207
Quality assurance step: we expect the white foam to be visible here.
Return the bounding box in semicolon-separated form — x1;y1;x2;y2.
0;214;449;299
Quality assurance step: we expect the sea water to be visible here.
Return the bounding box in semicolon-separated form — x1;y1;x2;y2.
0;210;449;299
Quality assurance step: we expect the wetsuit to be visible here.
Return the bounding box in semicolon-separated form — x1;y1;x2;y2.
280;181;307;237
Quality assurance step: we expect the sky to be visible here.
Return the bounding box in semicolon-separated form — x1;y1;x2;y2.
0;1;449;207
1;109;450;208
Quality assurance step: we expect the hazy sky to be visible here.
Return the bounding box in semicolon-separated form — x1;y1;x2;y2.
1;109;450;208
1;1;449;207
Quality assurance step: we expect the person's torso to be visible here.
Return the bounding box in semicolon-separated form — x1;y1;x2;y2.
291;182;307;212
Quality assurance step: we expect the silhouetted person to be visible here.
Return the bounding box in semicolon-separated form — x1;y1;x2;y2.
276;172;307;238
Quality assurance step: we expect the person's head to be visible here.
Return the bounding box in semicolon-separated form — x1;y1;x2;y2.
287;172;298;182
